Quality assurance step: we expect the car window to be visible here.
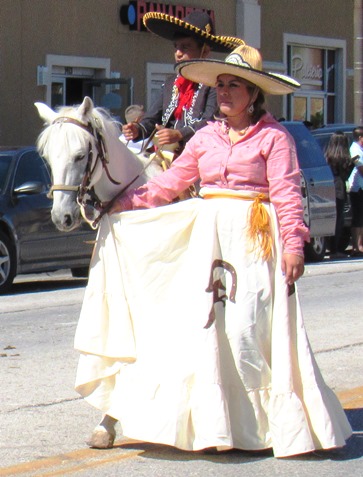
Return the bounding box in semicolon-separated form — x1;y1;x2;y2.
13;151;51;189
284;123;327;169
0;155;12;192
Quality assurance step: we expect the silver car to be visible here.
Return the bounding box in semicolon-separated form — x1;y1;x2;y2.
283;122;336;261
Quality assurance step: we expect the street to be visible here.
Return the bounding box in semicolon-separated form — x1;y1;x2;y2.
0;258;362;476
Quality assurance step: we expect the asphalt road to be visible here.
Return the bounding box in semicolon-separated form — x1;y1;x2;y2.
0;257;362;476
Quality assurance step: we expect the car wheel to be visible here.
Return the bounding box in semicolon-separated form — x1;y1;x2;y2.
304;236;327;262
71;267;89;278
0;230;16;294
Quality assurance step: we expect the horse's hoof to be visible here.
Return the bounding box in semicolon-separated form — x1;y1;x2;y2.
86;425;115;449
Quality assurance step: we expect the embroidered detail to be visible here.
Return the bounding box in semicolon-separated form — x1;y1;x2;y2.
204;259;237;329
162;78;203;127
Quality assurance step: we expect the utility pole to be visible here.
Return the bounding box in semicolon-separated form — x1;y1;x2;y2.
354;0;363;124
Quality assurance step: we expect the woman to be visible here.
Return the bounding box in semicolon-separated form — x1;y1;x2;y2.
325;131;355;258
75;45;352;457
122;11;244;156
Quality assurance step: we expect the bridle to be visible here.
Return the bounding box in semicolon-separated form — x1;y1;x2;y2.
48;115;119;194
47;115;155;229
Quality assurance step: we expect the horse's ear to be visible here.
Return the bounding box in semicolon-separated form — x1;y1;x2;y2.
34;102;57;124
77;96;94;120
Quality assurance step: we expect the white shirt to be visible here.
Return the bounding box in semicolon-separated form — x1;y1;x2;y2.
349;141;363;191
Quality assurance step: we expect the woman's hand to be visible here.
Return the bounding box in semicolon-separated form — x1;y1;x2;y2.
100;199;123;215
281;253;305;284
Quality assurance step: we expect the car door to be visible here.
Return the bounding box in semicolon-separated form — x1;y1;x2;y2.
10;149;72;266
11;150;95;269
284;123;336;237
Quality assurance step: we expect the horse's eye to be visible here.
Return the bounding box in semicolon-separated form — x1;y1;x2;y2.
74;154;85;162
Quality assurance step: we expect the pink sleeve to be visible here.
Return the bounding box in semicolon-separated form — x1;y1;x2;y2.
119;139;200;210
265;130;310;256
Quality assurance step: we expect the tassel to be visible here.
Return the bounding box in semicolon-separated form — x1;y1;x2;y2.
247;194;272;261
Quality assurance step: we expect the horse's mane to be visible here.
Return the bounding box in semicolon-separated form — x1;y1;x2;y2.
37;104;122;159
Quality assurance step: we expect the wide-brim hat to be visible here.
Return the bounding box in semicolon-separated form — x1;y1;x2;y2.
143;11;245;53
176;44;300;95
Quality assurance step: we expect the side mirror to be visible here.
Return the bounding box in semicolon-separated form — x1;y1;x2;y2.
13;181;46;195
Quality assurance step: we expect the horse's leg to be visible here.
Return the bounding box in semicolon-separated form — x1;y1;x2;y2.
87;414;118;449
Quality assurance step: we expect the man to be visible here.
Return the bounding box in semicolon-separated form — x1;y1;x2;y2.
348;126;363;255
122;11;244;157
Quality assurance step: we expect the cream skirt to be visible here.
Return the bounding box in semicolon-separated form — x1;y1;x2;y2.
74;196;352;457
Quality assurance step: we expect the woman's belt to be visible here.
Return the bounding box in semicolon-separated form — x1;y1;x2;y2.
199;188;272;261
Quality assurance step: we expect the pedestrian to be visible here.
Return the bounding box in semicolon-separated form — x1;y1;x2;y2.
324;131;355;258
119;104;146;155
76;44;352;457
348;126;363;256
124;104;144;124
122;11;244;158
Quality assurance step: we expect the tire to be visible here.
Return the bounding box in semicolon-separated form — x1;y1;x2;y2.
304;236;327;262
0;230;16;294
71;266;89;278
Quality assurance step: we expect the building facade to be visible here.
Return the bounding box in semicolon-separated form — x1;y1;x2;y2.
0;0;358;146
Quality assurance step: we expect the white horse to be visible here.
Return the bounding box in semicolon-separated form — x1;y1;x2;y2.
35;96;162;232
35;96;163;448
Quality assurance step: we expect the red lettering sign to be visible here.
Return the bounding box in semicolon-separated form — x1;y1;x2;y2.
120;1;215;32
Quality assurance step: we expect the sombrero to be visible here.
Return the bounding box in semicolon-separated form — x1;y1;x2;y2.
143;11;245;53
176;44;300;95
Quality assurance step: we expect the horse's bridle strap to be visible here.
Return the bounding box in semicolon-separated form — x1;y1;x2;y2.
53;116;94;135
47;184;79;199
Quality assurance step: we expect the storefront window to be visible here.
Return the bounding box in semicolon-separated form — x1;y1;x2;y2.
288;45;337;126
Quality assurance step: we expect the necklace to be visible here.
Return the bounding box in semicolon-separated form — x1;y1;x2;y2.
236;125;250;136
226;123;250;144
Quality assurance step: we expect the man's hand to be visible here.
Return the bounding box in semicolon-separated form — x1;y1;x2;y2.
122;122;139;141
154;124;183;146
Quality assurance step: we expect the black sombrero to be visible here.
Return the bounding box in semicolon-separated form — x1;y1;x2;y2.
143;11;245;53
176;44;300;95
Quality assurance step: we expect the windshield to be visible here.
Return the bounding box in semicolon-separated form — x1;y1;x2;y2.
0;156;12;193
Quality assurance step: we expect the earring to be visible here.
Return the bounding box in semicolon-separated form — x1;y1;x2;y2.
248;104;254;115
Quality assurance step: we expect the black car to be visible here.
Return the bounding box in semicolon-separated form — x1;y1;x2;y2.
311;124;356;252
0;146;96;293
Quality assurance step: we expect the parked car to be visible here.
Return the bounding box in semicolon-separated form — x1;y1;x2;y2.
0;146;96;293
283;122;337;261
311;124;356;252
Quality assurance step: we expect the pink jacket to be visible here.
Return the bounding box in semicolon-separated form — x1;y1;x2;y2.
122;112;310;256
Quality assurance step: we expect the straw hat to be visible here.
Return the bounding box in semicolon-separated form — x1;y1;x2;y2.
176;44;300;95
143;11;245;53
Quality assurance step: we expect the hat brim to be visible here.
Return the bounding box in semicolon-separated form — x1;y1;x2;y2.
143;13;244;53
176;59;300;95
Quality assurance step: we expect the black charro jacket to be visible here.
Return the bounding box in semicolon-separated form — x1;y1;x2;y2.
136;75;217;149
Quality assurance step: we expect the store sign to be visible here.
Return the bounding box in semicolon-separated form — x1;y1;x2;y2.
120;1;215;31
290;46;324;91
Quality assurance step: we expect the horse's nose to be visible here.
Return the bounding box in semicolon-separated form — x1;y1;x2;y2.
51;210;78;232
64;214;73;228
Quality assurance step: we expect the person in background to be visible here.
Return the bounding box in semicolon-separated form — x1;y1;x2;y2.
119;104;146;154
122;11;244;158
348;126;363;256
124;104;144;124
324;131;355;258
76;44;351;457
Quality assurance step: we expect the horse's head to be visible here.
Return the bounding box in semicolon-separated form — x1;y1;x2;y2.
35;97;110;231
36;96;163;232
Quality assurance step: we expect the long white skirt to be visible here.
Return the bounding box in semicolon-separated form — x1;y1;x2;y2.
74;197;352;457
